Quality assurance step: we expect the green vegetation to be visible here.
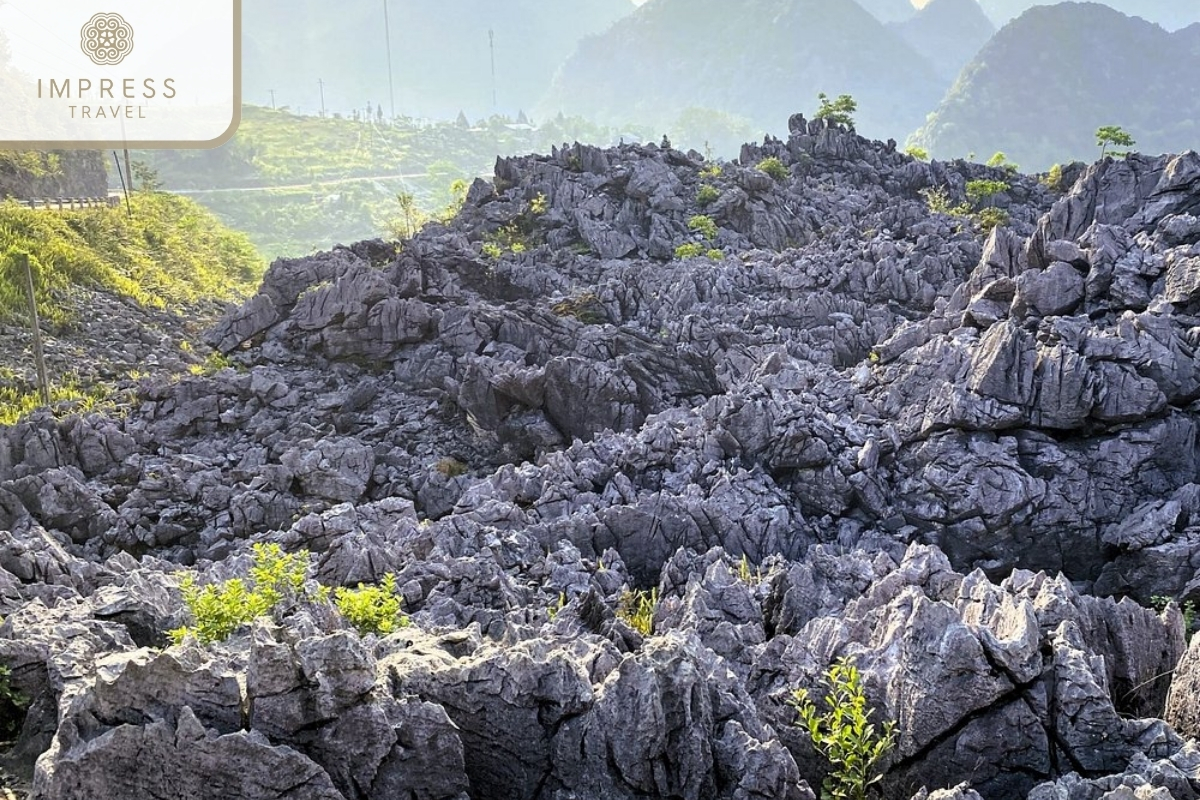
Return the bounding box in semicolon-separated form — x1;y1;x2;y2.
815;93;858;129
1150;596;1196;642
676;215;723;260
0;195;262;325
171;544;410;643
687;214;718;241
551;292;607;325
965;179;1009;207
756;157;789;182
985;151;1019;175
904;146;929;162
791;658;896;800
170;543;309;645
0;151;61;177
1096;125;1136;158
134;105;651;259
696;184;720;206
617;588;658;636
1041;163;1066;192
436;457;469;478
974;207;1011;233
334;573;408;636
699;163;724;180
922;181;1010;233
0;377;111;427
737;554;764;586
0;662;28;739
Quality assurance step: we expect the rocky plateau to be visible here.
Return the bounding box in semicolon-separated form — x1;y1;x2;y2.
3;115;1200;799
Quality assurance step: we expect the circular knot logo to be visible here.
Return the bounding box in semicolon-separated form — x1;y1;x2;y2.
80;13;134;66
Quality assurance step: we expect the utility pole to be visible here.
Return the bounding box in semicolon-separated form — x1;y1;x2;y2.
318;79;326;117
383;0;396;119
17;253;50;406
112;150;132;219
268;89;276;109
489;29;497;111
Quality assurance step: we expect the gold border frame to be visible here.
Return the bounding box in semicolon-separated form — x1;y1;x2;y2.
2;0;242;150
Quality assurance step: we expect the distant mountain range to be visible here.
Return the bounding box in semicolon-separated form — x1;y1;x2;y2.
538;0;946;143
241;0;632;119
891;0;995;82
975;0;1200;29
911;2;1200;170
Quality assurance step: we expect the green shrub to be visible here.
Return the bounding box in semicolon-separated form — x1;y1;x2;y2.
757;157;788;182
481;242;503;259
1041;163;1066;192
790;658;896;800
700;163;723;180
617;588;658;636
335;573;408;636
675;243;706;260
530;193;549;215
687;214;718;241
170;543;311;645
920;186;968;217
974;207;1010;232
965;179;1009;207
985;152;1019;174
815;93;858;128
1096;125;1136;158
904;146;929;162
436;457;469;478
706;249;724;260
0;663;29;739
737;554;763;586
696;184;720;206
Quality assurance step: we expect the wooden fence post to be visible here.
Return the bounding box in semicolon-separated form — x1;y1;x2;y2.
17;253;51;406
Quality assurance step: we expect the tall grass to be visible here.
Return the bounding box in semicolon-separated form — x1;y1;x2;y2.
0;193;263;324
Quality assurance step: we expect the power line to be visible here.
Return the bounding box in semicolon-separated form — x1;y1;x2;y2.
383;0;396;119
488;29;497;110
317;78;325;117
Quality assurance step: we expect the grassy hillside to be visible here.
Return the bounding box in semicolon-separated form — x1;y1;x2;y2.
0;193;263;324
134;106;651;259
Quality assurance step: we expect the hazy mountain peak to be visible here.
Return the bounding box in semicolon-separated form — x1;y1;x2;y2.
540;0;945;147
892;0;995;81
912;0;1200;169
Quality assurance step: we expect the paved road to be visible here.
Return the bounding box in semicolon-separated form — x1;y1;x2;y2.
170;172;435;196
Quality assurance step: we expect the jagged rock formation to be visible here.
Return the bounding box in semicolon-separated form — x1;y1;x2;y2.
3;119;1200;799
539;0;946;142
911;3;1200;170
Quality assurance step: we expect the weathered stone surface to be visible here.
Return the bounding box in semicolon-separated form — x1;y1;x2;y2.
4;124;1200;800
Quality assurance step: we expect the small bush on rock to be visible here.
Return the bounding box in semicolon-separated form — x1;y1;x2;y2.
791;658;895;800
170;544;312;645
0;663;28;739
687;214;718;241
617;588;658;636
335;573;408;636
757;157;788;181
696;184;720;206
675;242;706;260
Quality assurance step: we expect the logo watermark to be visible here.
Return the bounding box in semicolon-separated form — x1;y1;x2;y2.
0;1;240;148
80;13;135;66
